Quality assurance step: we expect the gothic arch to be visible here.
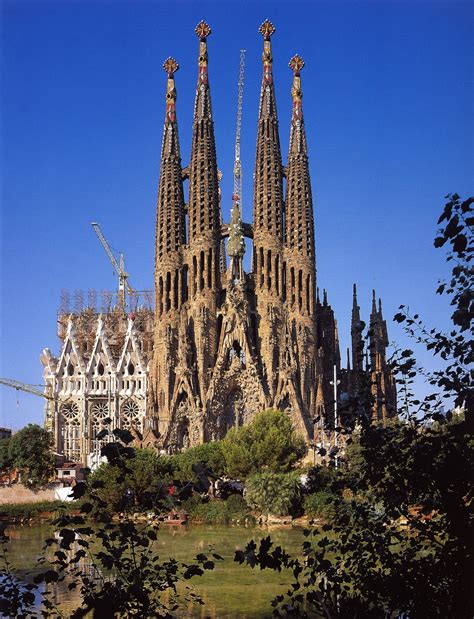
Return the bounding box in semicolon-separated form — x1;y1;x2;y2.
60;401;81;462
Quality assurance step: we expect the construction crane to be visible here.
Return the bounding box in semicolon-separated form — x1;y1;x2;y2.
91;222;134;308
232;50;246;208
0;377;53;400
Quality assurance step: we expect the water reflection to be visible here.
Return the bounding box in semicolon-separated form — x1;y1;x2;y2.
4;523;306;618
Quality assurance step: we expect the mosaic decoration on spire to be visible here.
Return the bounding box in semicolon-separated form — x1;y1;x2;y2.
259;20;275;84
289;54;304;121
195;20;211;87
163;57;179;123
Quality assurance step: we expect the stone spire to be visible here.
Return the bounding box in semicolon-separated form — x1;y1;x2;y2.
252;20;285;401
151;57;186;427
253;19;284;281
188;21;221;248
285;55;316;283
369;290;396;422
155;58;186;271
186;21;221;399
351;284;364;374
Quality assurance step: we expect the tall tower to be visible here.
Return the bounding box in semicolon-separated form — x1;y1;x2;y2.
284;55;317;414
369;291;397;421
351;284;364;382
252;20;285;397
187;21;222;400
151;57;186;433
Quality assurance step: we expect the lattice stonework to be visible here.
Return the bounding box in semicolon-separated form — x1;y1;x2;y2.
121;399;141;430
90;401;110;452
60;402;81;462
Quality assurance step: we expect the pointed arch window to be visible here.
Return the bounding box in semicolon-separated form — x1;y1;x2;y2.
60;402;81;462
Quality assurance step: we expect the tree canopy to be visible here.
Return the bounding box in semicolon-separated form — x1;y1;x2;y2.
222;409;306;479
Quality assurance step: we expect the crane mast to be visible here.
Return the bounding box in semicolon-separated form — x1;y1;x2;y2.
91;222;134;308
233;50;246;207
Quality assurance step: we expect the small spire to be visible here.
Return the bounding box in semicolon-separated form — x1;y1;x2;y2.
372;289;377;314
347;347;351;371
323;289;328;305
353;283;357;302
289;54;304;124
259;19;275;85
162;57;179;124
195;21;211;89
378;298;383;315
316;287;320;303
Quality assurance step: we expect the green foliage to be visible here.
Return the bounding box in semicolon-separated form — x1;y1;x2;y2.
303;491;339;520
0;500;73;520
244;472;300;516
0;438;12;473
223;409;306;479
87;448;174;517
235;194;474;617
304;464;336;493
8;424;55;489
183;494;252;524
171;441;226;482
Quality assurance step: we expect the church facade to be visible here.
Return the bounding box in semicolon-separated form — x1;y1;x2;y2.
42;21;396;465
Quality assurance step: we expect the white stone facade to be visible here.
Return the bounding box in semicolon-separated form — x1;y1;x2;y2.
41;308;153;466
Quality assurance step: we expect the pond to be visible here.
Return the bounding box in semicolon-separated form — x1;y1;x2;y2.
4;523;307;618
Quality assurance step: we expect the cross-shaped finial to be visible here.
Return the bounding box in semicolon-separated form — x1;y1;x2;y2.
163;57;179;77
259;19;275;39
195;21;211;39
289;54;305;74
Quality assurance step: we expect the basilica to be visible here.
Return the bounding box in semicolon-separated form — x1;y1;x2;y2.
41;21;396;466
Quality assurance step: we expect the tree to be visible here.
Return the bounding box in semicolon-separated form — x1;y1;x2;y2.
171;441;226;482
0;439;13;484
223;409;306;479
88;448;174;517
9;424;54;489
235;194;474;617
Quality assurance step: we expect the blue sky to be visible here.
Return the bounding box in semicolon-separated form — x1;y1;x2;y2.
1;0;472;429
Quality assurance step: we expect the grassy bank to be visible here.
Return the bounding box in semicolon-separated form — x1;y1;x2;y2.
0;500;78;521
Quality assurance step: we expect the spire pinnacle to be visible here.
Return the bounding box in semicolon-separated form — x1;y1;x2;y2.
163;57;179;77
259;20;275;85
195;20;211;39
353;283;357;301
378;298;383;315
372;289;377;314
259;19;275;40
163;57;179;123
195;21;211;89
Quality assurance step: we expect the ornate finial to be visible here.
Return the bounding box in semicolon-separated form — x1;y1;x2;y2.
195;20;211;39
289;54;305;75
163;57;179;77
259;19;275;39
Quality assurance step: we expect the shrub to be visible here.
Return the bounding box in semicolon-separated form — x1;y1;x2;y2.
223;410;306;479
0;500;74;520
303;491;339;520
182;493;251;524
244;472;301;516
